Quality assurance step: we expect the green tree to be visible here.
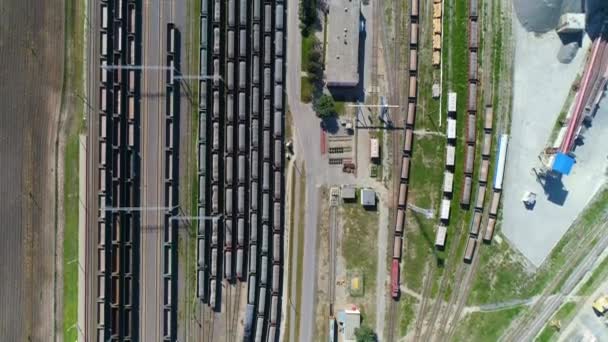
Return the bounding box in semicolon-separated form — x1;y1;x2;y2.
314;94;336;118
299;0;318;34
355;325;376;342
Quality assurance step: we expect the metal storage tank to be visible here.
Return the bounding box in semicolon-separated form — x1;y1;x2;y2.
468;82;477;113
253;24;260;52
470;20;478;50
262;224;269;254
410;23;419;46
407;102;416;126
489;191;501;216
274;140;282;168
209;278;217;307
264;68;271;96
212;185;219;212
264;131;271;160
213;28;220;55
255;317;264;342
395;209;405;234
270;295;279;324
404;128;413;154
393;236;402;259
273;233;281;263
253;0;261;20
249;245;257;273
239;0;247;25
263;193;270;221
409;49;418;74
408;76;417;99
213;91;219;118
470;0;478;18
275;31;284;56
238;155;246;184
237;218;245;246
465;145;475;174
411;0;419;17
471;211;482;236
212;219;219;246
239;63;246;89
226;156;233;183
263;100;271;128
475;185;486;210
398;183;407;207
469;51;478;81
251;151;259;180
264;36;271;64
211;248;218;275
274;111;282;136
483;217;497;242
272;265;280;293
253;57;260;84
482;132;492;157
484;106;493;131
212;153;219;182
239;29;247;56
250;212;258;242
273;203;281;230
238;186;245;213
401;157;410;180
466;114;476;144
226;125;234;153
461;176;472;206
275;85;283;109
248;275;257;304
228;0;235;26
479;159;489;183
275;58;283;83
224;219;232;248
239;124;246;152
236;249;244;279
252;119;259;148
226;188;233;215
225;250;232;279
274;172;281;199
263;162;270;191
261;255;268;285
264;5;272;32
276;5;284;30
227;93;234;121
258;288;266;315
463;237;477;263
228;30;235;59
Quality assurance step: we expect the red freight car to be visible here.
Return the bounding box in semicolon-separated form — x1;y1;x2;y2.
391;259;400;299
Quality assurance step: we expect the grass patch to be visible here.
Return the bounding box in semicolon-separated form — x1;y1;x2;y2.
536;302;578;342
301;76;314;103
399;294;417;336
342;189;379;292
453;306;525;342
301;33;317;73
408;135;444;209
334;100;346;116
63;0;86;339
578;255;608;296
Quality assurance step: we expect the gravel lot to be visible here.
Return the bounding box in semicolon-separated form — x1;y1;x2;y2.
501;15;608;266
0;0;64;340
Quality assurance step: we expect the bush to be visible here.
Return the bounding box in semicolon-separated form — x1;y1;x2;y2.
313;94;336;118
355;325;377;342
299;0;318;35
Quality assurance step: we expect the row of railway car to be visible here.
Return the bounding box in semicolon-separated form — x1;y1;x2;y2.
196;0;285;340
460;0;480;209
97;0;140;340
434;92;458;249
391;0;420;300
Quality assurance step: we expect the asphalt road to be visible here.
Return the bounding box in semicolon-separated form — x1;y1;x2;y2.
140;0;173;339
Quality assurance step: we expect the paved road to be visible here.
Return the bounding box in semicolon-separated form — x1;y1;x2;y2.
140;0;172;339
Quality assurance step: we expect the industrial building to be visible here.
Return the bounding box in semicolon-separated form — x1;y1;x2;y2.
326;0;361;87
341;185;356;201
337;306;361;342
360;188;376;207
